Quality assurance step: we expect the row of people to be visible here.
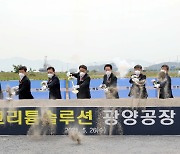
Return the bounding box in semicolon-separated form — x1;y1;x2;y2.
0;64;174;100
67;64;173;99
128;64;173;99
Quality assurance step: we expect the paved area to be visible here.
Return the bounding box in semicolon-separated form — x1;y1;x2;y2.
0;135;179;154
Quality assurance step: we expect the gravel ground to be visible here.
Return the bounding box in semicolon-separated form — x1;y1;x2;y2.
0;135;179;154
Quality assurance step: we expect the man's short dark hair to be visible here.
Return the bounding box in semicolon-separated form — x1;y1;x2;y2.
104;64;112;70
134;65;142;69
19;66;27;72
79;65;87;70
47;67;55;72
161;64;169;70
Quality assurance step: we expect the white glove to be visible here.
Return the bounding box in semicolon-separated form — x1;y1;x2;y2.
132;78;139;83
66;72;72;77
41;85;48;91
131;75;138;79
40;81;48;91
11;86;19;95
104;88;109;92
73;85;80;89
154;83;160;88
99;84;106;89
41;81;47;86
67;72;74;80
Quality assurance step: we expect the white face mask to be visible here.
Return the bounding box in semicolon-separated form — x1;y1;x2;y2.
48;73;54;78
19;73;25;80
160;69;166;73
106;71;111;76
80;72;85;77
134;70;141;76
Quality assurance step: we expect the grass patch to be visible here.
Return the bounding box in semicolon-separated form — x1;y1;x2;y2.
0;71;179;81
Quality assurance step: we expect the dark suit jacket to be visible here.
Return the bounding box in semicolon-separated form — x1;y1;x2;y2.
102;73;119;99
128;74;148;99
158;74;173;99
17;76;34;99
72;73;91;99
47;75;62;99
0;83;3;99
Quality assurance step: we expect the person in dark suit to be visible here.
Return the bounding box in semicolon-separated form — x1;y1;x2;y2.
100;64;119;99
0;83;3;99
128;65;148;99
69;65;91;99
153;65;173;99
47;67;62;99
16;66;34;99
